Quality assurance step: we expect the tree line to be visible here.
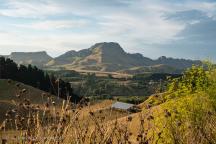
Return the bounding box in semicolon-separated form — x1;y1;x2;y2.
0;57;81;102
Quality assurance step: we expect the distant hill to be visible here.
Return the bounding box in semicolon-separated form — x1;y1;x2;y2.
1;42;202;73
46;49;91;66
8;51;53;68
155;56;201;69
47;42;154;71
47;42;201;73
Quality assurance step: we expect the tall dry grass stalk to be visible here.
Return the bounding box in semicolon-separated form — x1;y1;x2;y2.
0;83;137;143
1;80;216;144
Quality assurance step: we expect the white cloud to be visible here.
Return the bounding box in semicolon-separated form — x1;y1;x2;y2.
13;20;89;30
0;0;216;59
0;30;102;56
0;0;63;18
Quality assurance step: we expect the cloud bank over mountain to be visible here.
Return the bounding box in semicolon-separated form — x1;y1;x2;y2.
0;0;216;60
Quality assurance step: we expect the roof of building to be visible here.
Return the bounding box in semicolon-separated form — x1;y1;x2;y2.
111;102;134;110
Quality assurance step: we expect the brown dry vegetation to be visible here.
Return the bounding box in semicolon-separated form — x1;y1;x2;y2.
1;65;216;143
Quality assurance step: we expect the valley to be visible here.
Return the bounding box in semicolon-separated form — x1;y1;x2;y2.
1;64;216;143
0;43;215;143
0;0;216;143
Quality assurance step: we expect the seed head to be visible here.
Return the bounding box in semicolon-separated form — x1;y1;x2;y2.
127;116;133;122
164;109;171;117
5;119;9;123
22;89;27;93
24;99;30;105
176;121;181;127
146;104;151;109
45;103;49;108
11;109;17;113
42;93;47;97
89;111;94;116
16;83;20;87
0;126;5;131
7;79;12;84
137;134;142;138
55;79;59;84
21;117;25;122
207;111;213;116
147;115;154;120
101;116;105;120
5;111;12;117
52;101;56;105
140;119;144;124
16;94;20;98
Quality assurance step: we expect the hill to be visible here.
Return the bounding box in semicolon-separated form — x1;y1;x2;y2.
155;56;201;69
0;42;202;74
0;56;80;102
117;65;216;143
1;65;216;143
47;42;154;71
8;51;52;68
114;92;216;143
46;49;91;66
47;42;201;73
0;79;63;122
0;42;201;74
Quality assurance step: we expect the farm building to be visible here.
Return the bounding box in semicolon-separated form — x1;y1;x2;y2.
111;102;140;112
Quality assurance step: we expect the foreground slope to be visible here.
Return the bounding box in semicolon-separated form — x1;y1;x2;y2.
0;79;62;122
1;65;215;144
118;65;216;143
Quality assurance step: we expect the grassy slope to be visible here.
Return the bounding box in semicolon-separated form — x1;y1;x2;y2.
1;66;215;143
0;78;127;124
0;79;63;122
114;67;216;143
115;92;216;143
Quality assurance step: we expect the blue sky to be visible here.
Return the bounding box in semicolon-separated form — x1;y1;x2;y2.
0;0;216;60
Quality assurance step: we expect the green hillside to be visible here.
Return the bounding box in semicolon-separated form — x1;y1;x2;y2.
127;64;216;143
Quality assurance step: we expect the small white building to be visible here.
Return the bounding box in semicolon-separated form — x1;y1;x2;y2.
111;102;135;111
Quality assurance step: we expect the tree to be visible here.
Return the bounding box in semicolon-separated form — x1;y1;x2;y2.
0;57;81;102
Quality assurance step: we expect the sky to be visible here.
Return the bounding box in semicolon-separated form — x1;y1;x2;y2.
0;0;216;60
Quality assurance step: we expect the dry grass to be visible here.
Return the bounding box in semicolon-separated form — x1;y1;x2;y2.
0;79;63;123
1;79;216;143
0;80;134;143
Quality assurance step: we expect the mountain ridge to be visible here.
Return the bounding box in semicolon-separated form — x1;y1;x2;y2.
48;42;201;73
0;42;202;73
